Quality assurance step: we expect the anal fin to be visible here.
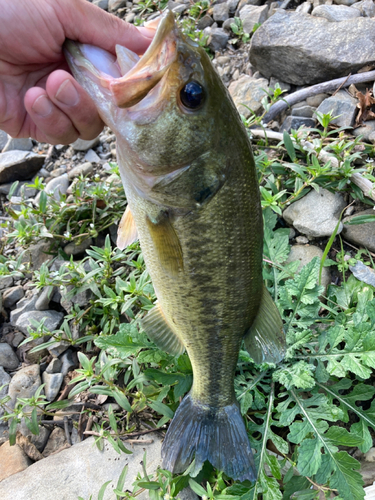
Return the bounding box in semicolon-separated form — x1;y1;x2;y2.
244;285;286;364
117;205;138;249
141;302;185;356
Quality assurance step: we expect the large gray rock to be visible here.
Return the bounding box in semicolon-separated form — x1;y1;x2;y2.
15;310;64;336
2;137;33;153
352;0;375;17
0;343;19;370
283;188;346;238
312;4;361;21
7;365;41;410
240;4;269;33
250;11;375;85
316;90;358;128
0;151;45;183
0;435;162;500
228;75;269;118
343;209;375;252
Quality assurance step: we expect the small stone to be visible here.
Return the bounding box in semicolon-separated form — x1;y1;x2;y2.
296;236;309;244
228;0;240;14
353;120;375;142
228;75;269;117
2;137;33;153
45;358;62;374
280;116;316;133
316;90;358;128
333;0;357;5
19;425;50;453
10;294;39;326
353;0;375;17
7;364;41;410
0;441;31;481
285;245;331;290
3;286;25;309
44;173;69;201
15;310;64;336
0;343;19;370
0;276;14;290
84;149;101;163
109;0;126;10
312;4;361;21
350;260;375;287
60;349;78;376
43;427;68;458
21;240;53;271
236;0;263;15
12;332;25;348
68;162;93;180
283;188;346;238
172;4;187;14
70;137;100;151
35;286;55;311
239;4;269;33
42;372;63;401
296;1;313;13
208;28;229;52
125;12;135;23
50;166;67;178
92;0;109;9
0;130;7;151
0;151;45;184
291;104;316;118
197;14;214;29
343;209;375;252
48;341;70;358
306;93;329;107
64;237;93;256
213;3;230;22
18;182;37;199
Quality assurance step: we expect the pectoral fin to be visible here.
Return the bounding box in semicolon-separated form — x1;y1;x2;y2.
146;211;183;278
141;302;185;356
244;286;285;364
117;205;138;249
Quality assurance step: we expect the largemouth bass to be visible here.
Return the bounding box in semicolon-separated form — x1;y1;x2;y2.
64;10;285;482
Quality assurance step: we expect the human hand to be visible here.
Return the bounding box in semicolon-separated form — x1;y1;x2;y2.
0;0;154;144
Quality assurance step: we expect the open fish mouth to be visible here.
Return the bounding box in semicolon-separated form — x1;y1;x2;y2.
64;10;178;108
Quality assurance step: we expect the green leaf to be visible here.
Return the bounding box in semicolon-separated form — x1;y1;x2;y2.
188;479;207;496
283;131;296;161
137;481;160;490
344;214;375;225
98;480;111;500
148;400;174;419
112;388;132;413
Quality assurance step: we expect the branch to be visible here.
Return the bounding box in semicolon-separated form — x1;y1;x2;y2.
263;70;375;123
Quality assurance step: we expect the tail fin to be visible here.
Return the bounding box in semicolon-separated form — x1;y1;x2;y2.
161;393;256;482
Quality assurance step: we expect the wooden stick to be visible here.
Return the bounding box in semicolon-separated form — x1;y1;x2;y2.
263;70;375;123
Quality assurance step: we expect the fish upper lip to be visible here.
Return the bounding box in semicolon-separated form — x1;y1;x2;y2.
64;10;179;108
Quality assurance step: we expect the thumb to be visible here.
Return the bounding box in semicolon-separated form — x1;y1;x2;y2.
55;0;154;55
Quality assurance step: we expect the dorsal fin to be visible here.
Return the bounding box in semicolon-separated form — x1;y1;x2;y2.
117;205;138;249
244;285;286;364
141;302;185;356
146;211;183;278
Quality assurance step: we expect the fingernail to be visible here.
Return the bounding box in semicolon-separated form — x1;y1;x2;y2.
32;95;53;117
138;27;156;39
55;79;79;106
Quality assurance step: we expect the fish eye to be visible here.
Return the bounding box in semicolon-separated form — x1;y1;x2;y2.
180;81;205;110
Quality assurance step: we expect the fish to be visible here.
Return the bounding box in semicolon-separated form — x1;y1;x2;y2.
64;10;285;482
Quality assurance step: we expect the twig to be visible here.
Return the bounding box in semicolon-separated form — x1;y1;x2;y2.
63;416;72;445
332;73;351;97
263;70;375;123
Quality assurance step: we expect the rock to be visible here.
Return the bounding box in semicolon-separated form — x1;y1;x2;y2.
350;260;375;287
239;4;268;33
42;427;68;458
343;209;375;252
2;137;33;153
71;137;100;151
296;235;309;244
0;367;11;430
280;116;316;132
197;14;214;29
45;358;62;374
60;349;78;376
236;0;263;14
178;488;199;500
42;372;63;401
0;441;32;481
0;435;162;500
172;4;188;14
213;3;230;22
312;4;361;21
15;310;64;336
269;77;291;93
3;286;24;309
18;182;37;199
306;93;329;107
7;365;41;410
296;1;313;13
84;149;101;163
19;425;50;453
228;75;269;117
35;286;55;311
21;239;53;271
228;0;240;14
360;459;375;486
333;0;357;5
353;120;375;142
353;0;375;17
316;90;358;128
0;343;19;370
92;0;109;9
67;162;93;180
44;173;69;201
64;237;93;256
285;245;331;290
208;28;230;52
250;11;375;85
0;130;7;151
108;0;126;9
283;188;346;238
0;151;45;183
0;276;14;291
291;104;316;118
48;341;70;358
10;294;39;326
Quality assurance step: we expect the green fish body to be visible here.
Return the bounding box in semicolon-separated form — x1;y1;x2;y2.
65;11;285;481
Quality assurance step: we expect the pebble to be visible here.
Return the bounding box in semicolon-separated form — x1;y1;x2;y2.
228;75;269;117
42;372;63;401
71;137;100;152
10;294;39;325
109;0;127;10
48;341;71;358
3;286;25;309
35;286;55;311
92;0;109;9
21;240;54;271
0;343;19;370
197;14;214;29
2;137;33;153
353;120;375;142
0;367;11;433
64;237;93;256
343;209;375;252
350;260;375;287
316;90;358;128
0;441;31;481
60;349;78;376
283;188;346;238
0;151;45;184
84;149;101;163
291;104;316;118
285;244;331;291
208;28;230;52
67;162;94;180
306;93;329;107
312;4;361;21
7;364;41;410
280;116;316;133
213;3;230;22
0;130;8;151
43;173;70;201
45;358;62;374
0;276;14;291
15;310;64;336
295;236;309;244
42;427;68;458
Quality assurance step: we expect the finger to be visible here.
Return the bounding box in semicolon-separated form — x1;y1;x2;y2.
24;86;79;145
46;70;103;140
54;0;154;55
